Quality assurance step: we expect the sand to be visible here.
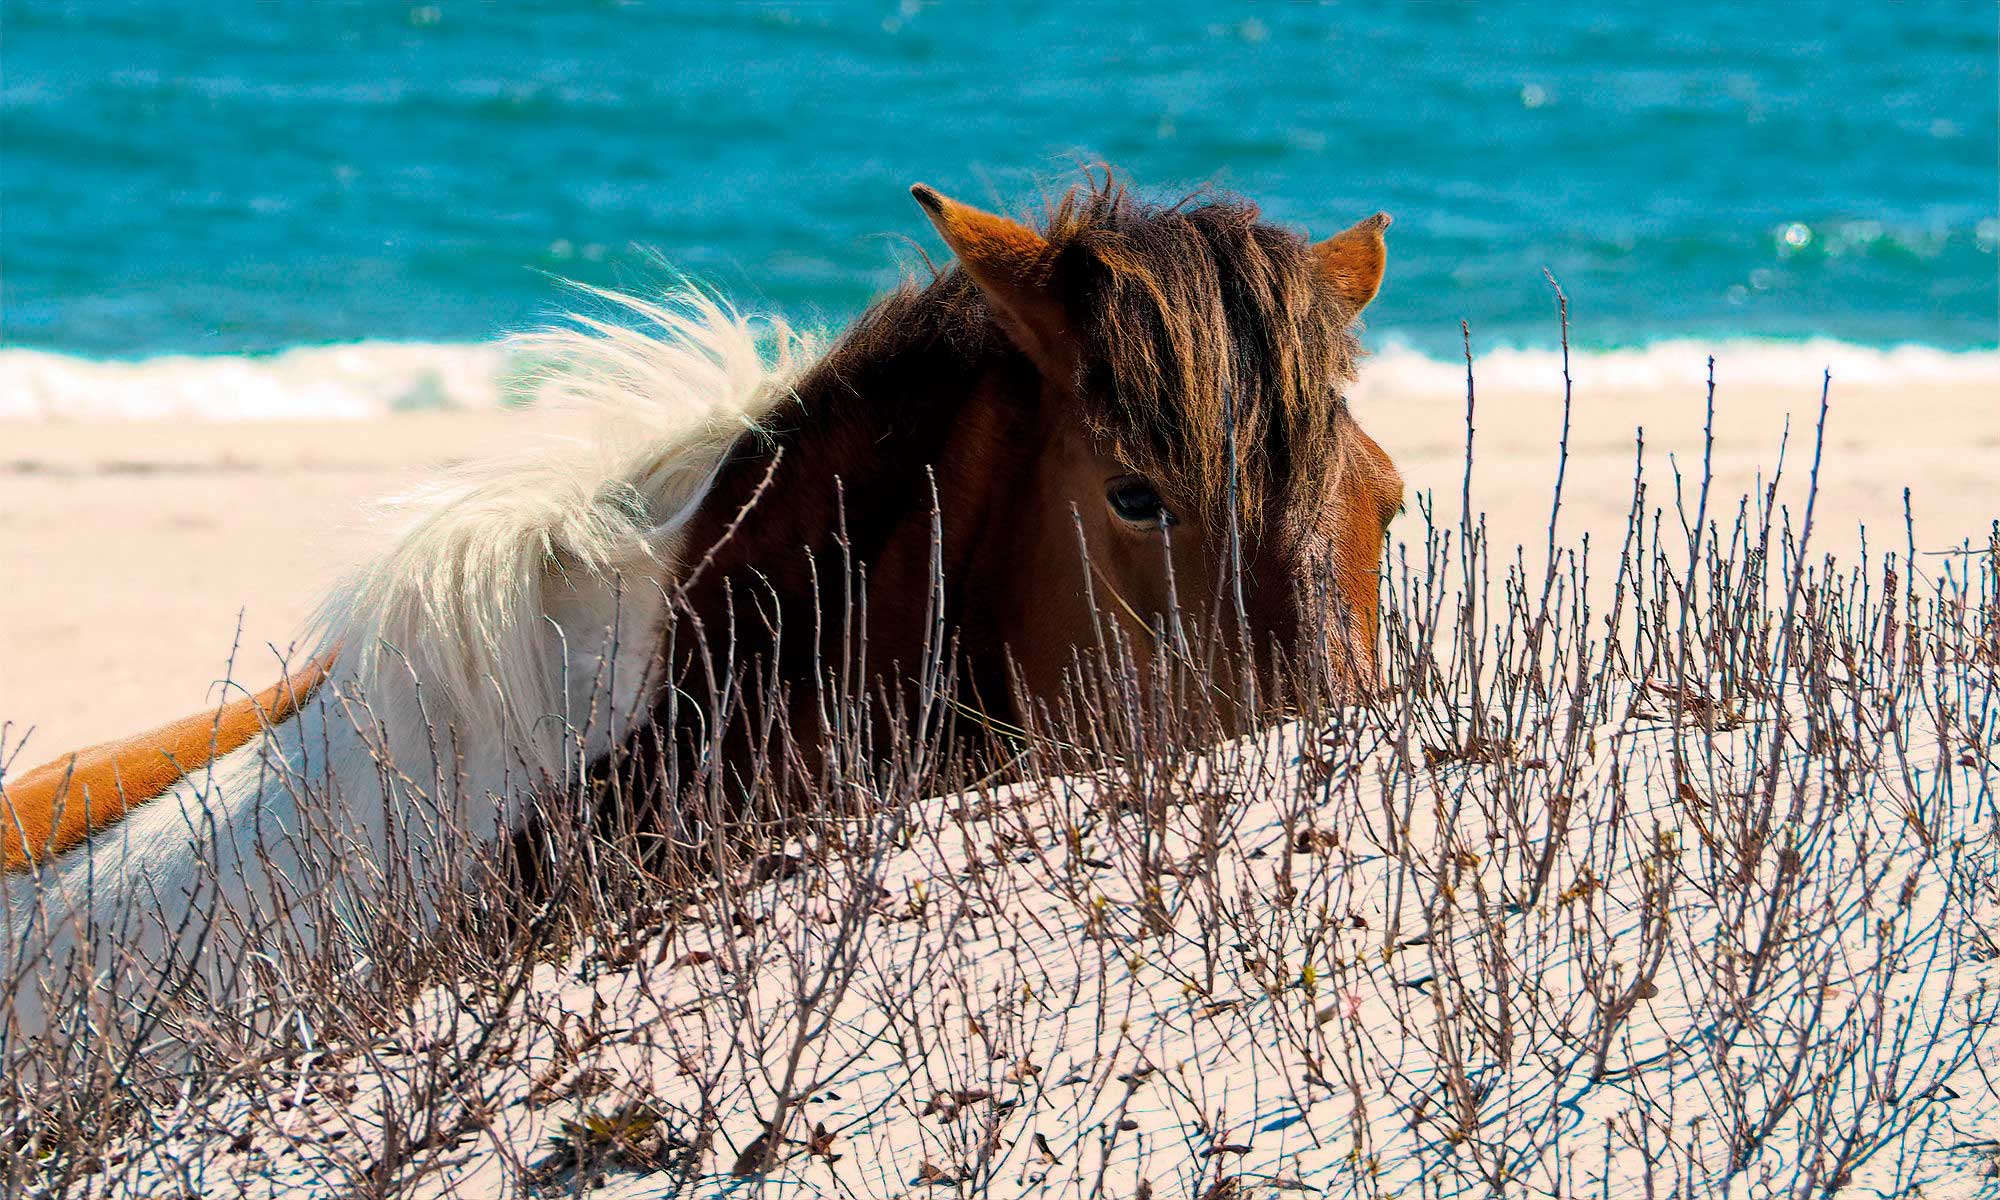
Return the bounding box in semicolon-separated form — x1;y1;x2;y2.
0;412;561;763
4;351;1997;762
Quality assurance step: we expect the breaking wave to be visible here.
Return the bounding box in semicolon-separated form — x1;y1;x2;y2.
2;337;1994;422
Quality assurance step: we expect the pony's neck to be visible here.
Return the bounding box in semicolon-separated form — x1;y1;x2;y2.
649;319;1039;794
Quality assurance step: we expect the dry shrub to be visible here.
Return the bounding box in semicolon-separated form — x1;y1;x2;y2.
2;320;1995;1198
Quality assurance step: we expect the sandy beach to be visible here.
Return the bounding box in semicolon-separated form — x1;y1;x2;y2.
4;346;1997;761
0;410;557;762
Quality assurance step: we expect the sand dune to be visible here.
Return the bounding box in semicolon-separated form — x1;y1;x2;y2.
97;690;2000;1197
5;348;1997;1195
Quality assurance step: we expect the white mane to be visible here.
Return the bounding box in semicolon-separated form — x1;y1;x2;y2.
5;287;822;1048
313;287;815;772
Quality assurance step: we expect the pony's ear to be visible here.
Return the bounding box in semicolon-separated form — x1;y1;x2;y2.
1314;212;1392;315
910;184;1077;382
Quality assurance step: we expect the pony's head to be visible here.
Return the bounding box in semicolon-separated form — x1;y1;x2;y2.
902;178;1404;723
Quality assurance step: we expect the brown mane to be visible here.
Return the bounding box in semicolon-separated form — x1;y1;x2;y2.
1051;178;1367;538
819;173;1367;540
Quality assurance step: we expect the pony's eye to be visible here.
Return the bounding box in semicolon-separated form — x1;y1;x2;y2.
1106;475;1175;527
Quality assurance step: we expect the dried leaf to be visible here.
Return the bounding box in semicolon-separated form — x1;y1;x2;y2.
729;1129;773;1177
1201;1177;1241;1200
1292;828;1339;854
744;852;806;887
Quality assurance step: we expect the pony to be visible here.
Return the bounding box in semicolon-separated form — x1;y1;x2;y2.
0;174;1403;1047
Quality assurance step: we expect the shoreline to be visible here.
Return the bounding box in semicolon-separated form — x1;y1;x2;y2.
3;335;1995;420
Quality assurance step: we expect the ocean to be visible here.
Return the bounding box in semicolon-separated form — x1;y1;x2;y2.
2;2;1994;418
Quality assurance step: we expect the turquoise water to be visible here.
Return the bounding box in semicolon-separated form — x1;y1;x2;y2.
4;3;1995;359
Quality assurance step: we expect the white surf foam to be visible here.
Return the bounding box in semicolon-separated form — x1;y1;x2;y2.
0;342;513;421
0;337;1994;422
1358;337;2000;402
